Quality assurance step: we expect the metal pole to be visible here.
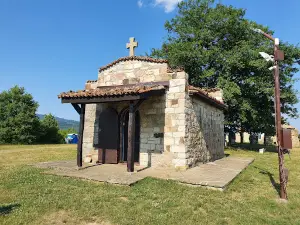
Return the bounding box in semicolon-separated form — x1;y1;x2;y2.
273;40;287;199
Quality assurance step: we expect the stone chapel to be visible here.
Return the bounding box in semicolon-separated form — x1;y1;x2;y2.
58;37;226;172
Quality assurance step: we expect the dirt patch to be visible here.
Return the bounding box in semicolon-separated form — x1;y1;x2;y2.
36;210;111;225
119;196;129;202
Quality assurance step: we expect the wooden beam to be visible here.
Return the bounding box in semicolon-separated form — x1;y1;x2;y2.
77;104;85;168
62;95;142;104
71;103;81;114
133;99;145;112
127;101;135;172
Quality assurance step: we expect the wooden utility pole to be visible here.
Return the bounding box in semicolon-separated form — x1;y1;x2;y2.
251;27;287;199
77;104;86;168
273;40;287;199
127;102;135;172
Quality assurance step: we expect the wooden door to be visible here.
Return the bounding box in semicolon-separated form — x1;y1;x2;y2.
97;108;119;164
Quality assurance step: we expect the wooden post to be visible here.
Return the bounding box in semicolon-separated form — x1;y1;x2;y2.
127;101;135;172
240;132;244;144
77;104;86;168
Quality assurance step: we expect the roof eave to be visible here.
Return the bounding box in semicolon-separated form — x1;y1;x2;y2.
189;92;227;110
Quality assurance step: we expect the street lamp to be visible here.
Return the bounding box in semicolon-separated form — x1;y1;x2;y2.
252;27;287;200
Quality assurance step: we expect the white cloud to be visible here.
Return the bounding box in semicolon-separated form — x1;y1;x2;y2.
137;0;143;8
154;0;183;13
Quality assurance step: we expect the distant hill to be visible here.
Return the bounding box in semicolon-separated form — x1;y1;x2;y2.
37;114;79;131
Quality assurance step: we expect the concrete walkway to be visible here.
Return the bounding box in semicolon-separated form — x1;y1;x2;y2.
34;156;254;190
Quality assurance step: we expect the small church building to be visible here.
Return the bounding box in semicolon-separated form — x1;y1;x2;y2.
58;38;226;172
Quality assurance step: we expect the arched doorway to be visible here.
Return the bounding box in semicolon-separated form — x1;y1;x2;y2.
97;108;119;164
121;110;140;163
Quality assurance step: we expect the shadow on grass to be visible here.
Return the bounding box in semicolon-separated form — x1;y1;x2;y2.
254;166;280;196
0;203;20;215
227;143;277;152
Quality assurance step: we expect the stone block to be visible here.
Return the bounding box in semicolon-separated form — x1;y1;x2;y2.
171;99;178;105
153;127;161;132
175;152;187;159
171;145;185;153
177;114;185;120
84;156;92;163
104;75;111;82
174;93;185;99
124;64;134;70
125;72;135;78
164;132;173;137
145;108;157;114
143;75;155;82
170;79;186;87
150;144;156;150
177;125;185;132
175;119;185;126
141;143;150;149
164;137;174;145
165;108;175;113
175;108;185;114
165;145;171;152
168;87;180;93
156;144;164;151
172;132;185;138
91;154;98;163
133;63;142;68
175;71;187;79
167;93;175;100
153;68;160;76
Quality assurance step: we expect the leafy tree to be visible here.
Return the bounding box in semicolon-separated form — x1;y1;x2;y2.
39;114;63;144
150;0;300;135
0;86;40;144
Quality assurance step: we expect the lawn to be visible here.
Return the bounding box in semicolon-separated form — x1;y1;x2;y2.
1;144;300;225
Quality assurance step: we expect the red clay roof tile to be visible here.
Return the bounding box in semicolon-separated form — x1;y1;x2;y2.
188;85;226;109
58;84;166;99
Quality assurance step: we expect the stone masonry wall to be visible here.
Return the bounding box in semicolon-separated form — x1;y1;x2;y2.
97;60;171;86
163;71;189;169
82;103;98;162
138;96;165;167
185;97;224;166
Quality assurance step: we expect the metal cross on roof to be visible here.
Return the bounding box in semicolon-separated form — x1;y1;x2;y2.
126;37;138;56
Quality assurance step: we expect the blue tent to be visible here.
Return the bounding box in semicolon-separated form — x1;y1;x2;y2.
65;133;78;144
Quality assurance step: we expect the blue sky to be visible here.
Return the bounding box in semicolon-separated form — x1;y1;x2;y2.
0;0;299;130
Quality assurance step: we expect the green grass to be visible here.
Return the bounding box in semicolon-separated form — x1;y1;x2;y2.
1;145;300;225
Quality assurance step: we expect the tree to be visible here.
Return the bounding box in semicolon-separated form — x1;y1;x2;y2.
39;114;63;144
150;0;300;135
0;86;40;144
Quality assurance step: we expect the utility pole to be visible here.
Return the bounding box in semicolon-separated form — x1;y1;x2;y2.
273;39;287;200
252;28;287;200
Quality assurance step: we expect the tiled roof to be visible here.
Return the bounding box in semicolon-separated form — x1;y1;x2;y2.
99;56;168;72
86;80;97;83
58;84;166;99
189;86;221;93
188;85;227;110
